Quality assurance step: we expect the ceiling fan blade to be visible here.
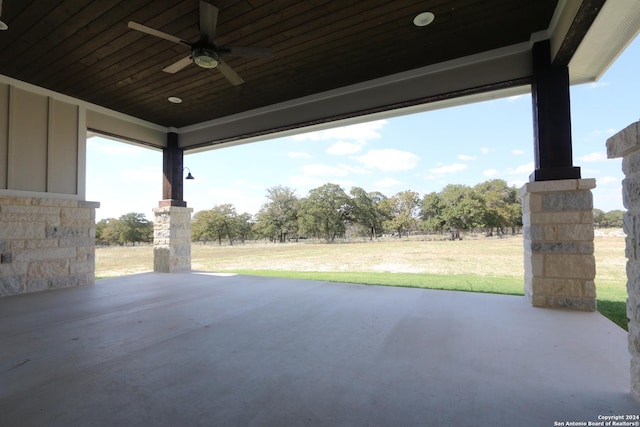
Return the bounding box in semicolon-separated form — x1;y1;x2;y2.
163;56;193;74
199;1;219;41
222;47;274;58
128;21;190;46
216;60;244;86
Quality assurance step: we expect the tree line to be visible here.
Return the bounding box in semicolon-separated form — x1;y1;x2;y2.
191;179;524;244
93;183;626;246
593;209;623;228
95;213;153;246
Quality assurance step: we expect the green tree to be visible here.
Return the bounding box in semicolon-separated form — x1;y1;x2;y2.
382;190;420;237
421;192;446;232
191;204;238;245
421;181;522;236
191;210;215;244
97;213;152;246
235;212;254;243
437;184;486;232
101;218;125;245
473;179;521;235
298;183;350;242
348;187;388;239
118;212;153;245
253;186;299;242
95;218;109;245
593;209;605;228
602;209;624;228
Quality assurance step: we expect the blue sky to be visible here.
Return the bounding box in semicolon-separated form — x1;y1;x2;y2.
87;36;640;221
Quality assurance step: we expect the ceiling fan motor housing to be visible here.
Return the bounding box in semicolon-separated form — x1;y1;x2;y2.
191;46;219;68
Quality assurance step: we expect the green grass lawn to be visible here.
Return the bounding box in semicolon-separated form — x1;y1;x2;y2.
230;270;524;295
594;280;628;331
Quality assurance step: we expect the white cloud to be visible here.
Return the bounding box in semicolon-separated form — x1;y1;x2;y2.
458;154;476;161
429;163;467;174
373;177;402;189
483;169;497;177
480;147;490;155
288;151;312;158
338;164;369;174
589;81;610;89
415;173;437;181
578;152;608;162
288;175;355;190
292;120;388;143
511;150;524;155
357;149;420;171
301;164;349;177
288;175;326;188
326;140;363;155
508;179;526;189
508;162;535;175
598;176;620;185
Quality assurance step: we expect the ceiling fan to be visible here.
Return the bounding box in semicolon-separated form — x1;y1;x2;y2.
127;1;272;86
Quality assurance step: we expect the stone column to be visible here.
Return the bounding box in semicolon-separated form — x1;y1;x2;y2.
153;205;193;273
521;179;597;311
606;121;640;399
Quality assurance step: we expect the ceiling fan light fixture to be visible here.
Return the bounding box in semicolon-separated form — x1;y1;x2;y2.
192;47;219;68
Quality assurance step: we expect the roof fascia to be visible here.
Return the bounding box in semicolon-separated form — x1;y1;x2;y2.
566;0;640;83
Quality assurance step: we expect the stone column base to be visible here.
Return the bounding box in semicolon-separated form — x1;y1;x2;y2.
520;179;597;311
153;205;193;273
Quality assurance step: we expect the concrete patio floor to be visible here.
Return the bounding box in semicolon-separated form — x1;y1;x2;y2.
1;272;638;426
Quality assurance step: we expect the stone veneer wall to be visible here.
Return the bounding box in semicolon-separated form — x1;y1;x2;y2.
521;179;597;311
0;196;100;297
606;120;640;399
153;205;193;273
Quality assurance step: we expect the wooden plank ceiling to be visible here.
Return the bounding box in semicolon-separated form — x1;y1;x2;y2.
0;0;558;128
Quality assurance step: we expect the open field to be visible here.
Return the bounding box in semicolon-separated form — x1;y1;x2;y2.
95;231;628;329
96;235;527;278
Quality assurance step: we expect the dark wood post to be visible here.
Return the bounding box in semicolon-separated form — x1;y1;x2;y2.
530;40;581;182
160;132;187;207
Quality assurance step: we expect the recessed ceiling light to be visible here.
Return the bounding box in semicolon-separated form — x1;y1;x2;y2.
168;96;182;104
413;12;435;27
